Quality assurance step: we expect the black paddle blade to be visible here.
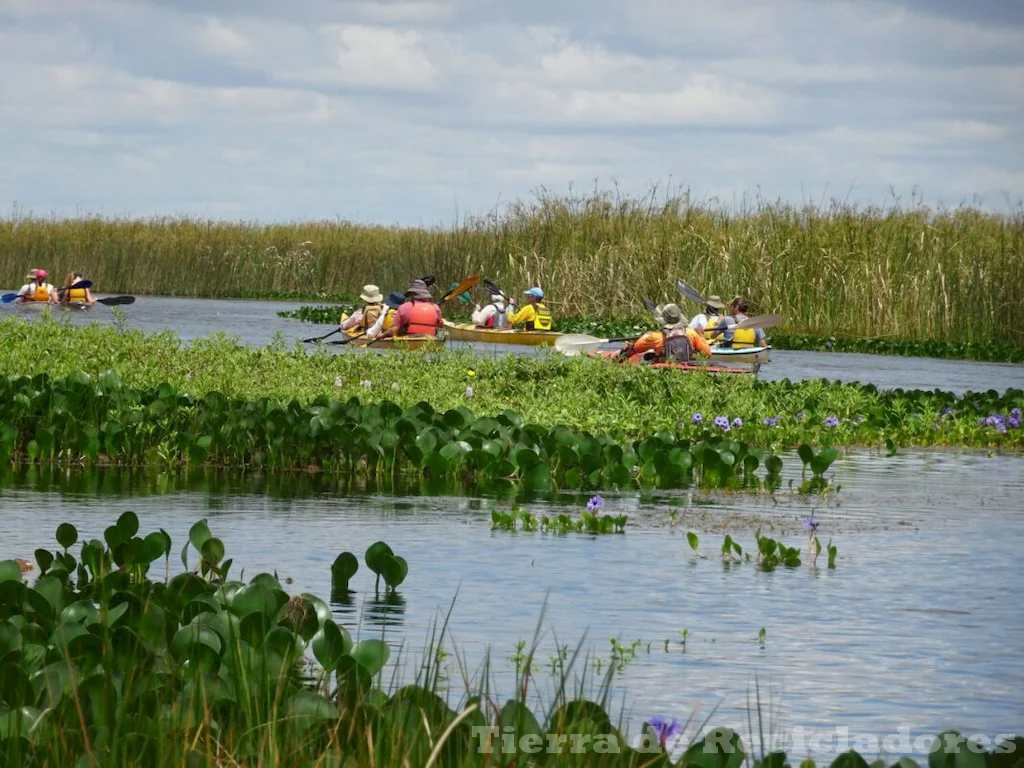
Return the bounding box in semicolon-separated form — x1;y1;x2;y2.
420;275;436;287
98;295;135;306
482;279;507;299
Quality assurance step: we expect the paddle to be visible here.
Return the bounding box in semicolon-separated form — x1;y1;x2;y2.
1;293;18;303
482;279;508;303
554;333;642;356
97;296;136;306
60;279;93;292
675;277;707;306
303;328;341;343
329;332;366;346
364;274;481;347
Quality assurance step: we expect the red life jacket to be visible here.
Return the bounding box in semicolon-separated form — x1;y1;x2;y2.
405;301;440;336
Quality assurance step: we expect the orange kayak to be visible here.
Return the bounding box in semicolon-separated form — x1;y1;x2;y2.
592;350;752;375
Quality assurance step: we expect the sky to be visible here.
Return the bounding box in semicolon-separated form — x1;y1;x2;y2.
1;0;1022;225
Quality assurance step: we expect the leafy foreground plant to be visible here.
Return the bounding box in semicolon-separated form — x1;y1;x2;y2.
2;514;1019;767
0;370;802;492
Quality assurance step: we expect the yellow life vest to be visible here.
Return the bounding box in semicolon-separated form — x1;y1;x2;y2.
363;303;382;329
67;287;87;301
31;284;50;302
533;302;553;331
729;328;757;347
382;308;395;331
702;316;724;341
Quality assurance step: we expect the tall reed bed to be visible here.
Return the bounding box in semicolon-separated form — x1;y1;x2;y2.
2;189;1020;344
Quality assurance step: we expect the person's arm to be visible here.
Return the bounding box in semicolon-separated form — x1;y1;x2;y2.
508;304;535;327
690;330;712;357
433;304;443;328
340;309;364;331
85;288;96;304
47;285;57;303
365;309;387;338
16;284;29;298
755;328;767;346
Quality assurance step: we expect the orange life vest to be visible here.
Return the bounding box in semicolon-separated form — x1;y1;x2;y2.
404;301;440;336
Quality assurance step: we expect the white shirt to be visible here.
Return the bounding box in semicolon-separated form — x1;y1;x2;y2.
340;306;390;338
471;302;506;326
17;282;54;300
688;313;708;330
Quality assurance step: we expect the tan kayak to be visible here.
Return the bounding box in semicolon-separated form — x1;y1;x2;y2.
342;329;445;351
442;320;562;346
708;346;771;365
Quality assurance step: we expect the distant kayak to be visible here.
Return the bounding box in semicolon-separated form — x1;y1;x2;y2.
442;320;562;346
708;345;771;365
342;328;445;351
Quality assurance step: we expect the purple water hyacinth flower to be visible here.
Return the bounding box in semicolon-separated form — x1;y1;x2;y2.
824;416;840;428
465;386;474;398
732;417;743;429
762;416;776;427
1012;408;1021;420
941;407;953;416
1010;416;1021;429
794;411;806;422
713;416;730;431
803;517;819;532
856;415;866;423
997;423;1008;434
586;495;604;512
978;417;987;426
691;413;703;424
647;716;683;748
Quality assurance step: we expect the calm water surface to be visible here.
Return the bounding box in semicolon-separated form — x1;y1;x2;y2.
3;294;1022;394
2;450;1021;756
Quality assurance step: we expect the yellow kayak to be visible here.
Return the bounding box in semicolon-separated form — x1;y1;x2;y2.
442;320;562;346
342;328;445;351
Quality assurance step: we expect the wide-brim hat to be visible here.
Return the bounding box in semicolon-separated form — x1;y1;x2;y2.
405;279;432;301
25;269;38;279
360;284;384;304
659;303;687;330
385;291;405;309
705;294;725;310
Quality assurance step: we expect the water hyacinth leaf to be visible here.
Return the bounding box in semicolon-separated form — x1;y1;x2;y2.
170;625;223;671
928;731;988;768
365;542;393;575
414;430;437;455
0;560;23;584
188;519;212;554
0;622;22;663
116;511;139;539
352;638;390;676
521;464;551;489
829;751;872;768
230;584;283;622
55;523;78;551
311;621;352;672
61;601;101;627
687;532;700;553
515;448;542;471
797;444;815;467
0;663;34;708
498;699;543;742
287;690;339;729
141;531;169;563
810;448;839;476
765;455;783;475
683;727;746;768
379;555;408;590
424;452;449;477
299;592;334;627
331;553;359;585
201;538;226;567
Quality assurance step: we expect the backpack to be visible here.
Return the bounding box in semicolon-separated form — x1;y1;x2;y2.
664;331;694;363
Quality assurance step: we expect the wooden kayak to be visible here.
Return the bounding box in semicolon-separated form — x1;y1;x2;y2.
708;345;770;365
442;320;562;346
594;350;752;375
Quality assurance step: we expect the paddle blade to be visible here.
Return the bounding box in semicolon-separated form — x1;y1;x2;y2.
1;293;18;303
97;295;135;306
554;333;609;356
732;313;783;331
72;280;93;289
482;279;507;300
420;275;436;287
441;274;480;303
675;277;706;305
642;297;659;319
329;332;367;346
302;328;341;343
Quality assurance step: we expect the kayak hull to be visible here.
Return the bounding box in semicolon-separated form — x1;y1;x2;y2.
342;329;445;350
442;320;562;346
595;351;752;375
709;346;770;365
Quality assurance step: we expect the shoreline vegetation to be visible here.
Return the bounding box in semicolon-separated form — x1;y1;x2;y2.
3;188;1021;346
1;318;1021;450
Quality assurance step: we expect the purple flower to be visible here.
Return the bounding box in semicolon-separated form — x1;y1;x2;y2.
647;716;683;748
855;415;866;423
761;416;777;427
997;423;1007;434
713;416;730;431
465;386;474;398
803;517;819;532
1010;416;1021;429
794;411;806;422
691;413;703;424
1012;408;1021;420
732;417;743;429
985;414;1004;427
824;416;840;428
586;495;604;512
941;407;953;416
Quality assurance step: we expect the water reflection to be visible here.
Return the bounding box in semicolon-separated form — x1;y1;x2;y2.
362;591;407;629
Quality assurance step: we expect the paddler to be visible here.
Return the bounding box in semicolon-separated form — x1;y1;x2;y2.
340;284;386;336
58;271;97;305
710;296;767;348
381;279;443;337
16;269;56;303
471;293;510;328
617;303;711;363
507;286;553;330
688;294;726;338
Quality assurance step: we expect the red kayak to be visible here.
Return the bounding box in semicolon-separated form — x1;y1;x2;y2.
591;350;752;375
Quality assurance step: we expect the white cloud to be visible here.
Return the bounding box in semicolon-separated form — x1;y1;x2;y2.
195;17;252;56
322;24;439;90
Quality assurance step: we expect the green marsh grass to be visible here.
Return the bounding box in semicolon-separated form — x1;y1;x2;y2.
3;188;1022;345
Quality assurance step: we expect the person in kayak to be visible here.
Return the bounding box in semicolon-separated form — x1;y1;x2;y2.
508;286;553;330
710;296;767;348
58;271;97;305
617;303;711;363
471;293;510;328
16;269;56;303
340;284;386;336
688;294;726;337
381;279;443;337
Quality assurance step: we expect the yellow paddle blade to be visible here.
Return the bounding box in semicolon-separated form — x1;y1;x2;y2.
441;274;480;303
